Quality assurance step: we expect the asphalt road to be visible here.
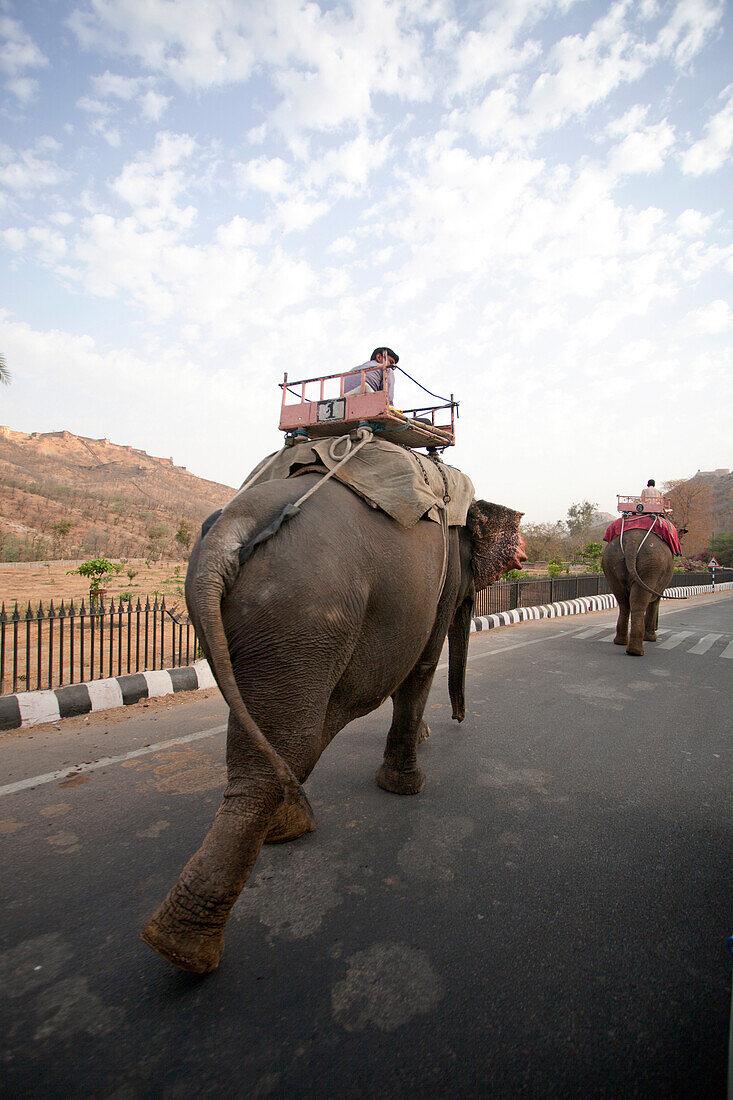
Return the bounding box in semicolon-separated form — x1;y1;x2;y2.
1;593;731;1099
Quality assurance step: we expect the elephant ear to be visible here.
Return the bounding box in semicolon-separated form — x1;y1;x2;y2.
467;499;524;592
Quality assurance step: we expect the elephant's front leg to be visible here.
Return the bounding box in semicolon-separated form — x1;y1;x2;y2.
142;718;288;973
375;660;436;795
644;598;661;641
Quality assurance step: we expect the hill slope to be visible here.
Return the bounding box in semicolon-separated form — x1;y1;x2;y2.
0;426;236;561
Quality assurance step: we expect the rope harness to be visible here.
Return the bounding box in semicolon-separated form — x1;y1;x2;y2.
209;428;454;613
620;514;687;601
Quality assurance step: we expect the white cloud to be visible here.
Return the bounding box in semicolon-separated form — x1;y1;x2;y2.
236;156;291;197
0;14;48;102
0;142;70;193
0;15;47;74
654;0;724;68
139;89;170;121
447;0;548;98
684;298;733;334
675;208;711;236
5;76;39;103
607;119;675;175
69;0;435;140
109;131;198;225
680;83;733;175
3;227;25;250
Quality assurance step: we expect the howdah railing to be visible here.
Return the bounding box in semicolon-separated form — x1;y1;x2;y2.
0;596;200;697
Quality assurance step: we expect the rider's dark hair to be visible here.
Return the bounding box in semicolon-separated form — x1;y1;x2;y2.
371;347;399;364
647;479;655;486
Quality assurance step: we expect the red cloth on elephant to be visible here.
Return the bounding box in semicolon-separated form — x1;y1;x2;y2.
603;516;681;556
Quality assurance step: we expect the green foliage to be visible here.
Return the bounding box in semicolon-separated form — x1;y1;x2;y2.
67;557;123;593
565;500;597;538
126;567;138;583
501;568;523;581
705;534;733;567
547;555;568;577
576;541;604;573
175;518;192;552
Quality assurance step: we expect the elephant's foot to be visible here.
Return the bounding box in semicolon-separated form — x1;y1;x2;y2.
418;720;431;743
644;631;657;642
626;643;644;656
141;914;224;975
613;634;627;646
451;704;465;722
375;761;425;795
264;790;316;844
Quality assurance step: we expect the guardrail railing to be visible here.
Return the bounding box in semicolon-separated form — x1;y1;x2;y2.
0;596;200;696
1;570;730;696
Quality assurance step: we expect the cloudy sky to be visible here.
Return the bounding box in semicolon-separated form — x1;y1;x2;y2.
1;0;731;524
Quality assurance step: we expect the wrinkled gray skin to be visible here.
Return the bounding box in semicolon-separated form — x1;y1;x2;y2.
601;530;675;655
141;475;525;973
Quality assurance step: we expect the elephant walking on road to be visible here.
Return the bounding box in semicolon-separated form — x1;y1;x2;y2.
601;528;677;656
141;474;525;973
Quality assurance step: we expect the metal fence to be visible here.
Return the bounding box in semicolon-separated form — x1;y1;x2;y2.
1;570;731;696
472;570;733;617
0;596;199;696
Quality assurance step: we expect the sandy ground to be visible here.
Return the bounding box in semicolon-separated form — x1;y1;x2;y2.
0;560;190;609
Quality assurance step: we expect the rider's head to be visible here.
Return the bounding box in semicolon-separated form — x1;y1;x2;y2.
371;347;399;366
647;479;655;487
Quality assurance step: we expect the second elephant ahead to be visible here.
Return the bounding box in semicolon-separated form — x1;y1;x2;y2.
142;473;525;974
602;529;677;655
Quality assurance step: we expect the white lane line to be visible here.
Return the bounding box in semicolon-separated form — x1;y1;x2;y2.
720;640;733;660
0;725;227;799
687;633;723;655
658;631;695;650
437;629;573;671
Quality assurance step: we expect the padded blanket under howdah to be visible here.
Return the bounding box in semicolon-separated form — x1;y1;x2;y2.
603;515;682;556
240;437;475;528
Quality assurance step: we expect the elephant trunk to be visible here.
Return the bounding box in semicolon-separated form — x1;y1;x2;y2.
448;595;473;722
192;518;301;806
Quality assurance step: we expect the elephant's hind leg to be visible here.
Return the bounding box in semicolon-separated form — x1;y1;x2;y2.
626;586;648;656
142;714;301;973
644;598;661;642
613;599;630;646
264;786;316;844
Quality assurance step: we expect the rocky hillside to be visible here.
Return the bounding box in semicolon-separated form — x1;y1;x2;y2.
0;426;235;562
664;467;733;557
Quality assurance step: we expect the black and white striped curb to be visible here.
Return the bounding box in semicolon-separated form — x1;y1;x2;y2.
1;583;730;731
470;582;731;632
0;660;216;732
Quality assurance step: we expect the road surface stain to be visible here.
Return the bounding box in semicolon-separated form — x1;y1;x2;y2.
147;747;226;794
236;846;341;940
0;818;24;836
397;814;473;883
46;831;81;854
331;943;444;1032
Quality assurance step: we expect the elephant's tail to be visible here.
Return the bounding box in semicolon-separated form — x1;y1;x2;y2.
622;539;687;601
190;510;301;806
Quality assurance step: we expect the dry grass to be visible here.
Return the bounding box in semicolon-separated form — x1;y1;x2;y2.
0;559;190;610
